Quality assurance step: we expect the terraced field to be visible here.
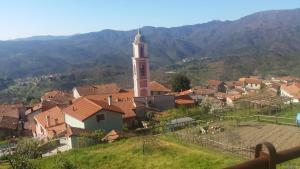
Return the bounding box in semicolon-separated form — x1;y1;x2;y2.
178;121;300;152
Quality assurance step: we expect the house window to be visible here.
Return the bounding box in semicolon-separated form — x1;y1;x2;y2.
96;114;105;122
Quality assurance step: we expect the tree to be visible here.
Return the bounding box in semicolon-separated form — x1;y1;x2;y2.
5;138;41;169
170;74;191;92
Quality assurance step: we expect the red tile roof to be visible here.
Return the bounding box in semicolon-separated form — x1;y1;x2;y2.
34;106;66;138
41;90;73;105
0;104;21;130
150;81;171;92
281;83;300;99
244;78;262;85
192;87;216;95
177;89;193;96
34;106;65;129
74;83;121;96
175;99;195;105
85;92;136;119
64;97;124;121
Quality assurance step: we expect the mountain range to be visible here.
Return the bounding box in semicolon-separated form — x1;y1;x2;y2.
0;8;300;81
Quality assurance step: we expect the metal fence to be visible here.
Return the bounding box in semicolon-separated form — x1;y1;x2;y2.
225;142;300;169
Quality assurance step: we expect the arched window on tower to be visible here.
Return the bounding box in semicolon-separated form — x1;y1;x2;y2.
139;45;144;57
140;64;146;77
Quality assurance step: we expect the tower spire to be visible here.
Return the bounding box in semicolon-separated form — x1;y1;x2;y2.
132;28;150;97
137;28;141;35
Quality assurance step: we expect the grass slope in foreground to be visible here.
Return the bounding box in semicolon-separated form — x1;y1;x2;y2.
29;135;241;169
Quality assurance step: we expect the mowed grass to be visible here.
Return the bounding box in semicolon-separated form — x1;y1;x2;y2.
25;135;242;169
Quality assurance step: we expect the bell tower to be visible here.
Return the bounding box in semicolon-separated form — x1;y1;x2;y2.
132;29;150;97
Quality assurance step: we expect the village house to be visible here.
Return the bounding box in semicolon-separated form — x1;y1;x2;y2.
84;90;140;128
64;97;124;132
226;92;242;107
225;81;244;90
280;83;300;103
25;90;74;130
149;81;171;95
41;90;74;107
240;78;262;90
207;80;227;93
24;103;43;130
0;104;25;139
174;91;196;107
33;106;66;140
272;76;300;84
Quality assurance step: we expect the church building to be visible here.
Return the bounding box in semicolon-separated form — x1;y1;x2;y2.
131;30;175;111
132;29;151;97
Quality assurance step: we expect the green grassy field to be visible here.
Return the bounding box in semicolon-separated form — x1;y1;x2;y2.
0;135;242;169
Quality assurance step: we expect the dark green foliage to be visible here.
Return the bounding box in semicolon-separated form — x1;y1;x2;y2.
170;74;191;92
7;154;38;169
54;156;77;169
14;138;42;159
5;138;41;169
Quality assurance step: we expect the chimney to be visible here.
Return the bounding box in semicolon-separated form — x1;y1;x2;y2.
46;115;50;127
108;95;113;105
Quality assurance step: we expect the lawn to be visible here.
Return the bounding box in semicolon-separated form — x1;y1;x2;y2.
2;135;242;169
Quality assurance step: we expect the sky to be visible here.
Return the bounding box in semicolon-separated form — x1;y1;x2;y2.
0;0;299;40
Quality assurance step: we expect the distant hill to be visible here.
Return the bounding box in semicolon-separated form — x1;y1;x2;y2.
0;8;300;80
13;35;70;41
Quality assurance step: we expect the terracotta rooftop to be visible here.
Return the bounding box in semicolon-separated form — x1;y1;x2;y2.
226;81;244;87
0;116;19;130
85;92;136;119
74;83;121;96
150;81;171;92
192;87;216;95
244;78;262;85
41;90;74;104
34;106;65;129
64;97;124;121
34;106;66;138
214;92;227;99
227;93;242;101
276;76;300;82
175;99;195;105
25;103;42;116
85;90;134;103
281;83;300;99
177;89;193;96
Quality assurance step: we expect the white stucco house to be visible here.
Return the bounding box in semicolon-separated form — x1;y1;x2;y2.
243;78;262;90
64;97;124;132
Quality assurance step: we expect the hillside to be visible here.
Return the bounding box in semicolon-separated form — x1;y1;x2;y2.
18;135;241;169
0;8;300;81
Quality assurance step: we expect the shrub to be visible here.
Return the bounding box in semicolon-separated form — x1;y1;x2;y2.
54;156;77;169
